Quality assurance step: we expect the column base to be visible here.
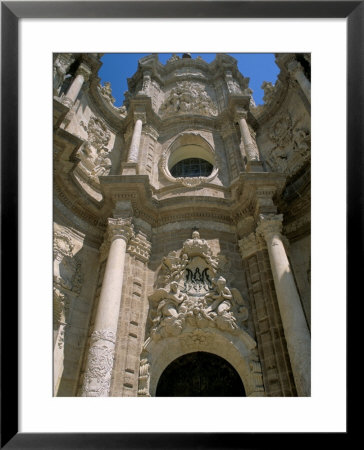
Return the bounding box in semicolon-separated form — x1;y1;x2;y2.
121;162;138;175
246;160;265;173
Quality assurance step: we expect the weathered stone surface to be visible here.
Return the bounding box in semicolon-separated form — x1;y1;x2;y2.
53;53;311;397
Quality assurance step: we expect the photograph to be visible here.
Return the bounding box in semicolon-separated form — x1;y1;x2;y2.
53;51;311;398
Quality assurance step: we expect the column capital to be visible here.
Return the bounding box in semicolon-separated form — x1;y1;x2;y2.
256;214;283;240
107;217;134;243
239;232;263;259
234;109;248;122
76;62;92;82
133;111;147;125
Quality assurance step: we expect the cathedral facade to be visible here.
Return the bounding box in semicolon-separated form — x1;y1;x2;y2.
53;53;311;397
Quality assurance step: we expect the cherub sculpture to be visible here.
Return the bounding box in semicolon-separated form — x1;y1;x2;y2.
149;281;188;338
203;276;238;331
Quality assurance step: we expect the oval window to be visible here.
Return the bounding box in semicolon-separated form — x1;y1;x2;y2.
170;158;213;178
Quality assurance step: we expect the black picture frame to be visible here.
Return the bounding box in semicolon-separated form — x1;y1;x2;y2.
1;1;359;448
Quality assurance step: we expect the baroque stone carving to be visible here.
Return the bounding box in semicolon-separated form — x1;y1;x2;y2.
265;112;311;175
76;116;112;182
54;230;83;294
159;81;218;117
149;231;253;342
225;71;243;95
98;81;115;104
97;82;127;117
81;116;111;153
53;53;75;95
137;354;151;397
261;81;276;105
166;54;180;64
81;330;116;397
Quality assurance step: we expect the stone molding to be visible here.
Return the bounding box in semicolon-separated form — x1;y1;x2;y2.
159;131;219;188
143;124;159;141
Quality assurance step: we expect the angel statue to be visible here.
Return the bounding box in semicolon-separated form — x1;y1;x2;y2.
203;276;238;331
149;281;188;339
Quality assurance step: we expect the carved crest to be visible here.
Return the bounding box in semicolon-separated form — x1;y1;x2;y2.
149;231;250;341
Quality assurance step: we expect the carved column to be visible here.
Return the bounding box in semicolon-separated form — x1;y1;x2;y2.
122;113;146;175
81;217;134;397
287;60;311;103
111;228;152;396
257;214;311;396
128;114;145;162
235;111;259;162
62;62;92;108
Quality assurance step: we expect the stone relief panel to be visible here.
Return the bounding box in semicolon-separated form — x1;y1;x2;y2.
159;81;218;117
148;231;254;344
262;111;310;175
74;116;113;184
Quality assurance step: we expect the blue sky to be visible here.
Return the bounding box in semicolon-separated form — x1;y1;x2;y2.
98;53;280;107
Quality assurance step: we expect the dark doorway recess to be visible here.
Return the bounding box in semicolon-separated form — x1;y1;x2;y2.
156;351;246;397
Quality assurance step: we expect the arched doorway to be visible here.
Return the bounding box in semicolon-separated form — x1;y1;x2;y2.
155;351;246;397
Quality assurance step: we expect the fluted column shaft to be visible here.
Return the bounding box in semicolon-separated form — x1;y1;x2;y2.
81;217;134;397
257;214;311;396
288;60;311;102
63;63;91;107
127;118;143;163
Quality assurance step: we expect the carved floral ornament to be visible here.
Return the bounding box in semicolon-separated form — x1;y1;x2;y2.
147;231;255;348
